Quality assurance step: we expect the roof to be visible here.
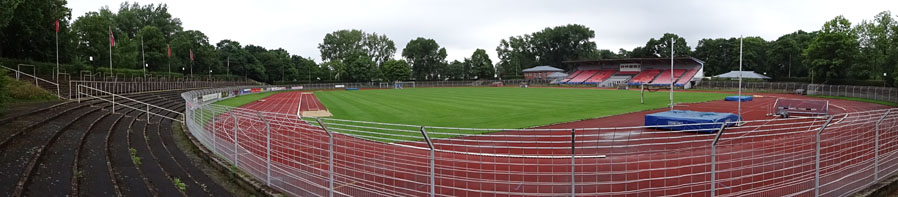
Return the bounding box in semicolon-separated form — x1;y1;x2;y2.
547;72;568;78
522;66;564;73
563;56;705;65
714;71;770;79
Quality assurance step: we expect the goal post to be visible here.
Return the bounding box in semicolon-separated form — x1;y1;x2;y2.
641;84;671;105
387;81;415;89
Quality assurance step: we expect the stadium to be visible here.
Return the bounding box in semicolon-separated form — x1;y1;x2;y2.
170;57;898;196
3;1;898;197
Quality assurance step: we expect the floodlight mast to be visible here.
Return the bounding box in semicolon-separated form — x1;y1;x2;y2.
670;38;674;111
738;36;743;122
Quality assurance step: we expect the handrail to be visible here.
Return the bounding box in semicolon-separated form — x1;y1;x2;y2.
78;84;184;116
1;65;59;86
2;64;64;100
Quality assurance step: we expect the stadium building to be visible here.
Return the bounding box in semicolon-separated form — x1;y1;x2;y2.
561;57;705;88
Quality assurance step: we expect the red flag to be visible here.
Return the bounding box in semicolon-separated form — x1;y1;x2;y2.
167;45;171;57
189;49;194;61
109;28;115;47
55;20;59;32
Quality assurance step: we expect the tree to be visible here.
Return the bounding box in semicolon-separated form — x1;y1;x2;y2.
444;60;465;80
318;29;395;67
856;11;897;81
767;30;817;79
0;0;72;62
216;39;253;78
71;10;114;69
291;55;319;83
804;15;860;83
469;49;494;79
170;30;218;77
497;24;598;72
342;53;376;82
113;2;182;38
381;59;412;82
402;37;447;80
138;26;165;72
496;35;536;78
630;33;691;58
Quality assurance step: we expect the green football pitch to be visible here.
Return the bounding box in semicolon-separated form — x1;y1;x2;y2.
313;87;730;129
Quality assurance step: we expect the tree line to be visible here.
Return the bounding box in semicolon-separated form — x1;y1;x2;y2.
0;1;895;86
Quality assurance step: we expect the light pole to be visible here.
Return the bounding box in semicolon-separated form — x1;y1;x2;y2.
885;73;888;87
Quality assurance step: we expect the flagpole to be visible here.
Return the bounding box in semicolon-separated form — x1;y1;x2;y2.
55;21;59;81
227;56;230;77
738;36;743;122
109;26;113;77
670;38;674;111
141;36;146;76
167;44;171;76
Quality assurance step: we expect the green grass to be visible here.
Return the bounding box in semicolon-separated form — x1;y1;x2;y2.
314;87;731;129
808;95;898;107
213;91;283;107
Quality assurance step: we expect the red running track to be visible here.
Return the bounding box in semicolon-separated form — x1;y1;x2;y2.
199;90;897;196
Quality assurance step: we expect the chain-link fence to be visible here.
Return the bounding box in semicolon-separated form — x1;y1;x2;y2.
696;81;898;104
181;85;898;196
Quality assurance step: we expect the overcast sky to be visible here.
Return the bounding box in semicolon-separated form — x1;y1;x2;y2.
68;0;897;63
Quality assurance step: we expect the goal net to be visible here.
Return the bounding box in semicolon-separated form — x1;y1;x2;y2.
380;81;416;89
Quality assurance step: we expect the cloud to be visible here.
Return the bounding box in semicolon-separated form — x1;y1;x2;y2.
70;0;897;64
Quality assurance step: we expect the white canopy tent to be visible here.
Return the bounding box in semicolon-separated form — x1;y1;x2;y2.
714;71;771;80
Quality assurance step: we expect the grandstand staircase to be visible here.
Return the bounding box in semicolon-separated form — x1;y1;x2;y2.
0;76;265;196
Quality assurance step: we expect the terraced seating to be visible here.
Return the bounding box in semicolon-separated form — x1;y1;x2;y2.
561;70;584;83
627;69;661;85
649;69;687;86
675;69;699;86
583;70;616;84
565;70;599;84
0;88;253;196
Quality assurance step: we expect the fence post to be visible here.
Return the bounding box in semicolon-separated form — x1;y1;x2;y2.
228;110;238;167
710;123;726;197
419;126;436;197
112;90;116;114
875;109;892;181
212;108;217;153
316;118;335;197
146;103;150;123
258;112;271;186
571;129;576;197
815;116;834;197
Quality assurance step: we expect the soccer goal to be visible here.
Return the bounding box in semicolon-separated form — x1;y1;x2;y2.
381;81;415;89
640;84;671;104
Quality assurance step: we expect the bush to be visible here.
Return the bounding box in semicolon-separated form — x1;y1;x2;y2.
0;68;8;114
4;75;56;103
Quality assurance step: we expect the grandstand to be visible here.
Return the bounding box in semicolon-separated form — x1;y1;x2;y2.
563;57;705;88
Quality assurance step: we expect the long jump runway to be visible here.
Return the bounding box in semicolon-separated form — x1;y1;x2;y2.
202;90;898;196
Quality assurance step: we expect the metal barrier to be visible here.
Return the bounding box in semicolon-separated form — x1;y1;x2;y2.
181;85;898;196
696;80;898;104
76;84;184;123
1;64;63;99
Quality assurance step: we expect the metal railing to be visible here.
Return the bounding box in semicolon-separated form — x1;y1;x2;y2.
181;85;898;196
696;80;898;104
76;84;184;122
2;64;63;99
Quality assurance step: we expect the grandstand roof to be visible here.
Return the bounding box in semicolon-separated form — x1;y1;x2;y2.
563;56;705;65
714;71;770;79
522;66;564;73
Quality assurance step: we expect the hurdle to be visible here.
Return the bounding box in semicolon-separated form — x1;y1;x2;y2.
769;98;829;118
